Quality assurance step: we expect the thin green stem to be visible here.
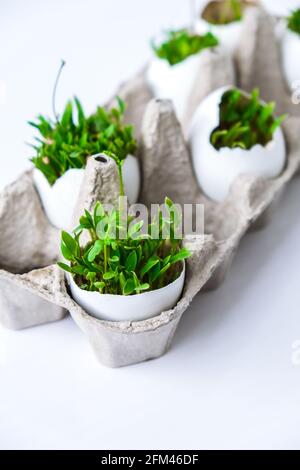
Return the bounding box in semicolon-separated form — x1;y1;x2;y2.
118;162;125;198
104;244;108;274
89;228;97;242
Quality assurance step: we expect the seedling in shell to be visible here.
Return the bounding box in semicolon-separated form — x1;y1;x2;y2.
28;62;136;185
29;97;136;186
152;29;219;66
210;88;286;151
58;198;190;296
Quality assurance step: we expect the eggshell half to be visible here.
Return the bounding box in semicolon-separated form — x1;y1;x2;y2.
189;87;286;202
146;53;202;120
67;263;185;322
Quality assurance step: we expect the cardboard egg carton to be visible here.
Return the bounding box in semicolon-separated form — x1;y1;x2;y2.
115;5;300;135
0;4;300;367
1;98;299;366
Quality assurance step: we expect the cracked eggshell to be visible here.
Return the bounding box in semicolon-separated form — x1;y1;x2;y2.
33;154;140;230
196;17;243;55
67;264;185;322
189;87;287;203
281;28;300;91
33;167;84;230
146;54;202;121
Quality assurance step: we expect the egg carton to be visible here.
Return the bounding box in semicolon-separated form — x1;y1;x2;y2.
0;40;235;333
116;4;300;139
0;3;300;366
1;95;299;366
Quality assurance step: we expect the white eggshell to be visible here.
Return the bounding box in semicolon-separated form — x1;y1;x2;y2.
189;87;287;203
196;17;243;55
67;264;185;322
281;28;300;90
146;53;202;120
122;154;141;205
33;154;141;230
33;167;85;230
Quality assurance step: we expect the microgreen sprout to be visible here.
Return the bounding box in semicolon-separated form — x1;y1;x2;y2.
58;198;191;295
152;30;219;66
211;88;286;151
287;9;300;36
29;71;136;186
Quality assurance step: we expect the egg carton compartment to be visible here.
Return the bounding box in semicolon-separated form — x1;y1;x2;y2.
0;172;66;329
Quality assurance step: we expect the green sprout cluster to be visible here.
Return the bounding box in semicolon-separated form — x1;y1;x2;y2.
203;0;243;25
211;88;286;151
287;9;300;36
58;198;190;296
152;30;219;66
29;97;137;185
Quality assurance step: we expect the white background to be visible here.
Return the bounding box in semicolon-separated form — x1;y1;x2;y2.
0;0;300;450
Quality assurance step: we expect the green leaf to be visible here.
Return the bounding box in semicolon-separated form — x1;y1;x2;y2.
61;231;78;256
119;272;126;292
125;251;137;272
57;262;73;273
94;281;105;292
123;277;136;295
159;262;171;277
165;197;174;209
149;262;161;283
72;265;86;275
61;101;73;128
103;271;116;280
74;96;85;127
117;96;126;114
88;240;103;262
61;241;73;261
137;283;150;292
140;256;160;278
170;248;191;265
153;30;219;66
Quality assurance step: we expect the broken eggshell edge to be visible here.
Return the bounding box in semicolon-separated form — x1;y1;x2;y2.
33;154;141;230
189;86;287;203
